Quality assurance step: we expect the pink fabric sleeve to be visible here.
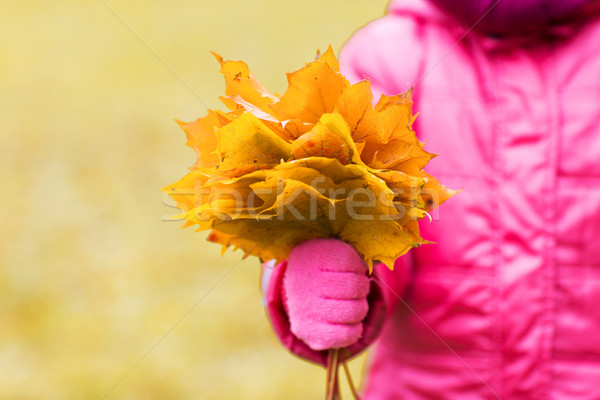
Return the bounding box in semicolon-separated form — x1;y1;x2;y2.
372;252;414;317
261;256;413;366
338;13;425;95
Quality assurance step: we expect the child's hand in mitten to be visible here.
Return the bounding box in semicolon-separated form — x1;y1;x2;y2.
283;238;370;351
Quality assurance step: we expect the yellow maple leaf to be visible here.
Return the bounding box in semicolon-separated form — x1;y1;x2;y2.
269;58;348;123
215;112;292;171
211;52;279;116
291;113;360;165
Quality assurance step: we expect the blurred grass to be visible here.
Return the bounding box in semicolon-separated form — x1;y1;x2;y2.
0;0;388;398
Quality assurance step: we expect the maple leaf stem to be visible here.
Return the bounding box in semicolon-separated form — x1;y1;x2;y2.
342;360;360;400
326;348;341;400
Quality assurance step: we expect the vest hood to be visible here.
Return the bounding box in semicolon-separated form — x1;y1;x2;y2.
387;0;598;36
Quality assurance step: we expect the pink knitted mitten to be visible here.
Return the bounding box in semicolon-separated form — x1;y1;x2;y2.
283;238;370;351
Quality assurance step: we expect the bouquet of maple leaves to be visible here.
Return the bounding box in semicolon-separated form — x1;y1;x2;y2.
164;46;456;398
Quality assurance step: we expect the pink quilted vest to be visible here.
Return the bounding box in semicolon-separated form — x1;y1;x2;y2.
334;0;600;398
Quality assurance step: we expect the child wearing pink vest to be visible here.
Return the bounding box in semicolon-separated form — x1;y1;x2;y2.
264;1;600;398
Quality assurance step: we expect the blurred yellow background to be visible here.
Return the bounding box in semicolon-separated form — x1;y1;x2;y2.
0;0;389;398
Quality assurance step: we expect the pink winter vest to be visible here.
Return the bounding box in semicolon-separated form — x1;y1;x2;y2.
336;0;600;398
